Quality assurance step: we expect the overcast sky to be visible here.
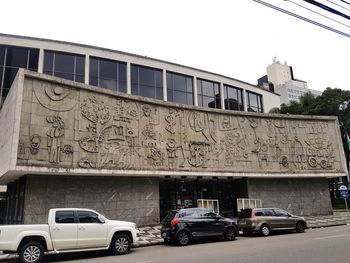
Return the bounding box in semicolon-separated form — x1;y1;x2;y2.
1;0;349;92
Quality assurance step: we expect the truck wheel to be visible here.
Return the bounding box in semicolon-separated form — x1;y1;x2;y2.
110;234;131;255
19;242;44;263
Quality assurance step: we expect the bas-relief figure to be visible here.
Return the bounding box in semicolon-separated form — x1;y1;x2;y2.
18;80;343;174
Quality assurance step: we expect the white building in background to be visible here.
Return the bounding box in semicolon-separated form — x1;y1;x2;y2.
258;60;322;105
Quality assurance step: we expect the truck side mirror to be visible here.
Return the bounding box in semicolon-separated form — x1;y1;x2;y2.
98;215;106;224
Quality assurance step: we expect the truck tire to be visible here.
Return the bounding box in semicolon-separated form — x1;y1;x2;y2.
19;242;44;263
110;234;131;255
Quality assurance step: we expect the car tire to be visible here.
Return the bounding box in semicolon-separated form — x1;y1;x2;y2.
296;222;305;233
19;242;44;263
224;227;236;241
176;230;190;246
110;234;131;255
260;224;270;237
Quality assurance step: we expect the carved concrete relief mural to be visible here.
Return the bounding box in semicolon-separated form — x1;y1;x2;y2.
17;78;345;175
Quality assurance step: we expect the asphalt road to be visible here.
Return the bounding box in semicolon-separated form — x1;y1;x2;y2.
3;225;350;263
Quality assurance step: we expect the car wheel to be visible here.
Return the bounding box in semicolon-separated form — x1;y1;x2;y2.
260;224;270;236
296;222;305;233
224;227;236;241
110;234;131;255
19;242;44;263
176;230;190;246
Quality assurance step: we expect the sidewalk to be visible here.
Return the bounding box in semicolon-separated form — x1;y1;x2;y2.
1;212;350;261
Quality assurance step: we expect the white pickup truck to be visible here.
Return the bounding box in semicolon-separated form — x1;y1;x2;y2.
0;208;139;263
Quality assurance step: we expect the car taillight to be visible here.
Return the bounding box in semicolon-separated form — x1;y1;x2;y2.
251;209;256;219
171;218;181;227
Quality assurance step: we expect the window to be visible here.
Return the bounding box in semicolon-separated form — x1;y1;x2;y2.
77;210;100;223
197;79;220;109
0;45;39;102
131;65;163;100
274;209;289;217
246;91;263;113
55;211;76;223
224;84;244;111
43;50;85;83
167;72;193;105
89;57;126;93
262;209;275;216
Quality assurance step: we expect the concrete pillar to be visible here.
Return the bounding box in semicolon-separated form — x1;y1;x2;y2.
38;48;44;73
243;89;248;112
84;55;89;85
163;69;167;101
220;82;225;110
127;62;131;94
193;76;198;106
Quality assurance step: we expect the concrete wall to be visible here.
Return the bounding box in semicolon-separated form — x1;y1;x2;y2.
23;175;159;226
0;70;23;178
247;178;332;216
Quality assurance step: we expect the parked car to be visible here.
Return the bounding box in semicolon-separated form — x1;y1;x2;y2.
0;208;139;263
237;208;307;236
161;208;238;246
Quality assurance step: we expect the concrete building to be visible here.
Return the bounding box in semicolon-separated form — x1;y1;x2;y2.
0;34;347;226
258;60;322;105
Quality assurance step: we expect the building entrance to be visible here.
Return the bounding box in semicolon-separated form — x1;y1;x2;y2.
159;177;248;220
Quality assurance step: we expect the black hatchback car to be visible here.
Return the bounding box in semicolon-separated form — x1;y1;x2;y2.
161;208;238;246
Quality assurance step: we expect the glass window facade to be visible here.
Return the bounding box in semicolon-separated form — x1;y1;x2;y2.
0;45;39;101
224;84;244;111
247;91;263;112
197;78;220;109
131;65;163;100
89;57;127;93
167;72;193;105
43;50;85;83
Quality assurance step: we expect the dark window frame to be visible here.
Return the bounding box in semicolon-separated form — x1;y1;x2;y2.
197;78;221;109
223;84;244;111
246;90;263;113
167;71;194;105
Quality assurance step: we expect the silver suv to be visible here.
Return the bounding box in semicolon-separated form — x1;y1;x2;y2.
237;208;307;236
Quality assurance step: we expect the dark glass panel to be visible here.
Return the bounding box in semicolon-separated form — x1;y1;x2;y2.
186;77;193;93
100;59;117;80
75;56;85;76
214;83;219;94
139;67;154;86
202;80;214;97
119;81;127;93
118;63;127;81
0;46;5;66
249;92;258;108
187;94;193;105
166;72;172;89
89;76;98;86
43;51;54;74
5;46;28;68
173;74;186;92
54;52;74;75
156;87;163;100
131;83;138;95
131;65;138;84
140;84;155;98
100;78;117;91
155;70;162;88
173;90;187;104
28;49;39;70
204;96;215;108
3;67;18;91
89;58;98;78
167;89;173;101
75;75;84;83
198;95;203;107
197;79;202;94
55;71;74;81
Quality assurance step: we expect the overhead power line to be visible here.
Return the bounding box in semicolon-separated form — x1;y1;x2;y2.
253;0;350;38
325;0;350;12
302;0;350;20
340;0;350;6
287;0;350;29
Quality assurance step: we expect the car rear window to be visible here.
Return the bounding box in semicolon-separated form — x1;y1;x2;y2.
161;211;177;226
239;209;252;218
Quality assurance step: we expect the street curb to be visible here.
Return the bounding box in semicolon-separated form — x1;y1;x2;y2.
133;240;164;248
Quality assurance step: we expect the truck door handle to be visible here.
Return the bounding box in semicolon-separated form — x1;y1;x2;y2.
78;227;85;231
52;227;60;231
